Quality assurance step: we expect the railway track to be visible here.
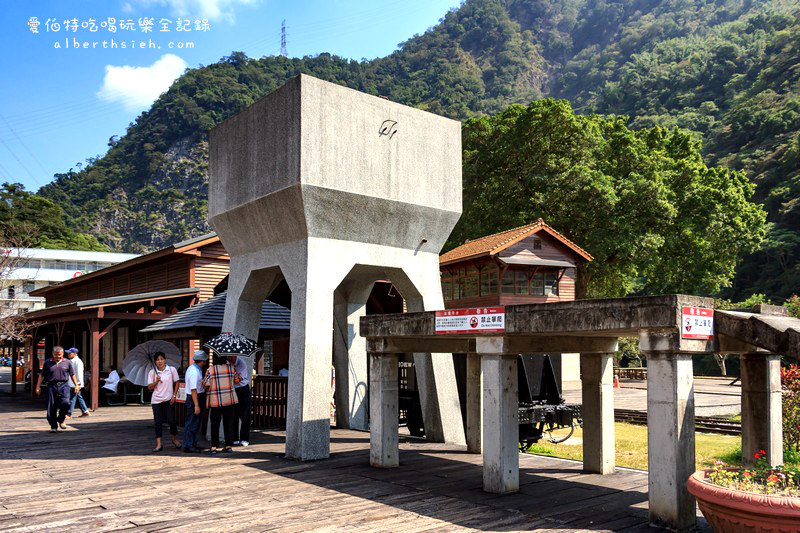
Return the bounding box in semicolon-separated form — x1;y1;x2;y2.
614;408;741;435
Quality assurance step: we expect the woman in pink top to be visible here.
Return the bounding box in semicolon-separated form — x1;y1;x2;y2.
147;352;181;452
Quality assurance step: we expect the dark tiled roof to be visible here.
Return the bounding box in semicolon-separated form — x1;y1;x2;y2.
140;291;290;333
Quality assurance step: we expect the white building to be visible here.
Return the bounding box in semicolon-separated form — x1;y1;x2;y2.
1;248;139;316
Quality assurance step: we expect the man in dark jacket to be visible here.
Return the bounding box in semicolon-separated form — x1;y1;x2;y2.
35;346;80;432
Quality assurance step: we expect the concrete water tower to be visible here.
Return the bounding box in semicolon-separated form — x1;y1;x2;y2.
209;74;465;460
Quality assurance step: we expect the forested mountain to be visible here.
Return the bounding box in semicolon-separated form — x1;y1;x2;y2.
21;0;800;299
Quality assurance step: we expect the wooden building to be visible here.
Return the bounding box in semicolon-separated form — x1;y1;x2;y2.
439;218;592;308
439;219;592;390
25;233;231;410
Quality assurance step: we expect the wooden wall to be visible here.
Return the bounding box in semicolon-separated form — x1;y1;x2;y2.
47;257;192;307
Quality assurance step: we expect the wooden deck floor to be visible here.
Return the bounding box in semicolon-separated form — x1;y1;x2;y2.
0;397;708;532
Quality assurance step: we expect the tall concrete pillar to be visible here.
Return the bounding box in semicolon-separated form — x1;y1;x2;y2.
481;349;518;494
333;280;374;430
645;352;696;531
741;353;783;468
393;266;466;446
284;258;337;461
466;353;481;454
580;353;615;474
370;352;399;468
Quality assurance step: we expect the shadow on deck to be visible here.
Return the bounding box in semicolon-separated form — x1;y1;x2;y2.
0;398;707;532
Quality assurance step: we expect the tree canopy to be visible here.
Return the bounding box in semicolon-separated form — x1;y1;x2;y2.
451;99;766;298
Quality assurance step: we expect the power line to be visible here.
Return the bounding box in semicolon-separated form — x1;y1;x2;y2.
0;114;51;178
0;137;42;188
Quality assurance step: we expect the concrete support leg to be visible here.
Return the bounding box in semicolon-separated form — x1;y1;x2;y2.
741;354;783;468
466;353;481;454
580;353;615;474
370;353;399;468
285;281;334;461
482;354;518;494
333;281;373;430
646;352;696;531
392;264;465;446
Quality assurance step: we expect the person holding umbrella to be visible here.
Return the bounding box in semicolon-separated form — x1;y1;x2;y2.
202;351;239;453
147;352;181;452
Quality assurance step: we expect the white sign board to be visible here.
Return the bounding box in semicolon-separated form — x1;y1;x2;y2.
176;383;186;402
435;307;505;334
681;306;714;340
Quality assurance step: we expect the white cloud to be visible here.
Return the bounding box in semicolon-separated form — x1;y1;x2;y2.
97;54;188;112
125;0;260;22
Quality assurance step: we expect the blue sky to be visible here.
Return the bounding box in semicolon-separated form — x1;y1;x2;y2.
0;0;462;193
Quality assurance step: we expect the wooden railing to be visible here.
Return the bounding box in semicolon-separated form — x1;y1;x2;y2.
251;375;288;429
614;367;647;380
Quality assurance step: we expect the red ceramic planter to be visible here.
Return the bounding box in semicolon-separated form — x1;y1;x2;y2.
687;469;800;532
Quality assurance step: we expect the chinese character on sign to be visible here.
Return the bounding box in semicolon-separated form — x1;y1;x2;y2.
139;17;154;32
176;18;191;31
82;18;98;32
159;18;171;31
45;18;60;32
64;18;79;32
28;17;40;33
120;19;135;31
102;18;117;33
194;18;210;31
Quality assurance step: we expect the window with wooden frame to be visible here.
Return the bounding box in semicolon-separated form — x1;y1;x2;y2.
457;268;466;299
533;238;542;250
515;271;529;295
501;271;515;294
441;274;452;301
464;266;479;298
480;268;499;296
531;272;544;295
544;272;559;295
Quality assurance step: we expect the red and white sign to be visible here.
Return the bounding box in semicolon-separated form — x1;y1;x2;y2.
435;307;505;334
681;306;714;339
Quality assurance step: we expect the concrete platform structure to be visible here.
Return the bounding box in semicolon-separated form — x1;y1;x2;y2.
361;295;800;532
209;74;466;461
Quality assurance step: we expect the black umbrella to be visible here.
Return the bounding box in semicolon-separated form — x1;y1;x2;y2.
204;332;261;358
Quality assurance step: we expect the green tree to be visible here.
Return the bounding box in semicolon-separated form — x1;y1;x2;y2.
0;183;107;251
452;99;766;298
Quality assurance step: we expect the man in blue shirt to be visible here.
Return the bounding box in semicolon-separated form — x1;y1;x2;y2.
182;350;208;453
35;346;80;432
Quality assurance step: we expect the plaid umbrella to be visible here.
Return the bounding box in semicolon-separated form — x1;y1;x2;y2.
204;332;261;358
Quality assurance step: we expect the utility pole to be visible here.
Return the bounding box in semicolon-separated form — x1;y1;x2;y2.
280;20;287;57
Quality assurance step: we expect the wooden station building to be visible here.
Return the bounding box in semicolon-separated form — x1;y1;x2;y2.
24;233;231;410
439;219;592;390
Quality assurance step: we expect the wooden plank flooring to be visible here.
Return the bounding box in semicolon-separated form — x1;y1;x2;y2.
0;397;708;532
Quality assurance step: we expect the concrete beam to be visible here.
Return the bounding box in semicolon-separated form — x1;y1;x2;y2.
368;336;620;355
741;354;783;468
644;351;696;531
369;352;399;468
481;353;518;494
466;353;481;454
580;353;615;474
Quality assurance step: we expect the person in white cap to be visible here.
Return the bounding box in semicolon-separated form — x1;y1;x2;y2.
182;350;209;453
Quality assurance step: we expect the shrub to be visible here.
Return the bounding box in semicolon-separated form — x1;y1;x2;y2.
782;364;800;451
708;452;800;497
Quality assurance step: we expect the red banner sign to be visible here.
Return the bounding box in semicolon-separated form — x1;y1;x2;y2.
435;307;505;334
681;306;714;339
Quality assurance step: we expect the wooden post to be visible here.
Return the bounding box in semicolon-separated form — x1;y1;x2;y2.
10;341;17;395
90;318;100;411
28;336;37;400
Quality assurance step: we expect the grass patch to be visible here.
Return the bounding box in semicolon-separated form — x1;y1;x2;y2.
524;422;742;471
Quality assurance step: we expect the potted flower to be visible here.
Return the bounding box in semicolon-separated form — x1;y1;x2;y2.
687;451;800;532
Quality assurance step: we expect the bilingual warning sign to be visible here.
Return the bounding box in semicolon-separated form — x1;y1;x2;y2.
435;307;505;334
681;306;714;339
